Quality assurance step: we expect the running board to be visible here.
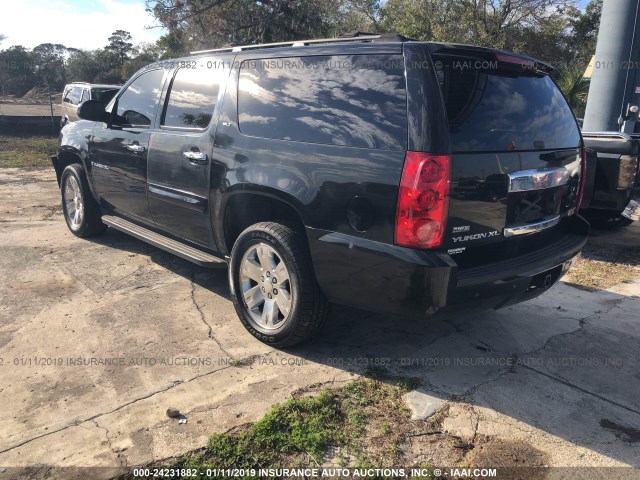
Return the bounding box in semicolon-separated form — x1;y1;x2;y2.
101;215;226;268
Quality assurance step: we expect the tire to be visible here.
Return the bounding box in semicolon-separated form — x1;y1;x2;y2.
230;222;329;347
60;163;107;238
584;212;633;230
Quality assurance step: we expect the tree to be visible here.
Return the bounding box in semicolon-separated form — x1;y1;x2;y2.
146;0;358;50
66;49;104;83
122;42;162;79
93;48;124;83
32;43;67;89
107;30;134;66
569;0;602;64
555;62;590;118
0;46;38;95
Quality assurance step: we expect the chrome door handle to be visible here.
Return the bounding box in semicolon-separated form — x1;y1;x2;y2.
125;144;145;153
183;150;208;165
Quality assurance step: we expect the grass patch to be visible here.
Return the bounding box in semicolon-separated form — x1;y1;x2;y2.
126;379;420;479
564;244;640;290
0;133;58;168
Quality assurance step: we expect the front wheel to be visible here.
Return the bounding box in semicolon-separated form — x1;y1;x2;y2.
230;222;328;347
60;163;107;237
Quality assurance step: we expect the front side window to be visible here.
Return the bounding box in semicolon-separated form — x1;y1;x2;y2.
238;55;407;150
80;89;89;103
162;66;221;129
115;69;164;127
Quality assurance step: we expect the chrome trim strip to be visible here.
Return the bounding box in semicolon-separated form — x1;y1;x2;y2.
148;184;206;207
581;131;632;141
507;167;571;193
503;215;561;238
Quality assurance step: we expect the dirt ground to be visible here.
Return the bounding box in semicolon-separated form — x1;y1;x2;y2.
0;168;639;478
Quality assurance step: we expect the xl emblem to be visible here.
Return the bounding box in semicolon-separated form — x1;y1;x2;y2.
519;196;542;215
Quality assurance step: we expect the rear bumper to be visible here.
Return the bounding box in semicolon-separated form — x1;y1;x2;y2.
307;215;589;316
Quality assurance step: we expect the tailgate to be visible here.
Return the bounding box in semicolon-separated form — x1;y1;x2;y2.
430;47;583;268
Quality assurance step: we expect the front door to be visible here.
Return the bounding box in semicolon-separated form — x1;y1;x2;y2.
90;68;166;223
147;61;228;247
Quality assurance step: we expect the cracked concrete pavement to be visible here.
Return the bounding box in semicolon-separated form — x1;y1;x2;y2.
0;168;639;477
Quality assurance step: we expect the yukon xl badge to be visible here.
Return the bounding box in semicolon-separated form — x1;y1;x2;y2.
452;230;500;243
91;161;109;170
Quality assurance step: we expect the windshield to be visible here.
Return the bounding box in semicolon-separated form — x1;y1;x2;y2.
433;54;581;153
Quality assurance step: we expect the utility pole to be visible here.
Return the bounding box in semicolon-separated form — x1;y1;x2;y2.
583;0;640;132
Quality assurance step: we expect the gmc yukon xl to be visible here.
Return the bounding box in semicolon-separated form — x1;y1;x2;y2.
51;34;589;346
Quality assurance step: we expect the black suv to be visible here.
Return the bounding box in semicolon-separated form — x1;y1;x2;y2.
52;34;589;346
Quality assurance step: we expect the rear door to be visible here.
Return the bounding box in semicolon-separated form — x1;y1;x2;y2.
147;58;229;247
431;48;583;267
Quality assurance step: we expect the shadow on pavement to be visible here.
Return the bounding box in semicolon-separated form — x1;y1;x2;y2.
86;225;640;467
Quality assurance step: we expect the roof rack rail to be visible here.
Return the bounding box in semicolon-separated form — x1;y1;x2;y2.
190;34;383;55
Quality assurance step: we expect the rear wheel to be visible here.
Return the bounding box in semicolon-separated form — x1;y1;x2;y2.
60;163;107;237
230;222;328;347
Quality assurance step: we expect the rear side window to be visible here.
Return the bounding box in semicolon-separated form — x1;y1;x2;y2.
91;87;119;104
433;54;581;152
238;55;407;150
115;69;164;127
64;86;82;105
162;66;221;129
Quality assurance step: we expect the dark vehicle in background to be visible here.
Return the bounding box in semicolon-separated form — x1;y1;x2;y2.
60;82;121;126
51;34;589;347
580;132;640;229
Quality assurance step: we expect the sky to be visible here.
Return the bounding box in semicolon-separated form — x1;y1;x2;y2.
0;0;166;50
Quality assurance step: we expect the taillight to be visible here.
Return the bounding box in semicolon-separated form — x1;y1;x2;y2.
617;155;639;189
495;53;535;69
576;147;587;211
395;151;450;248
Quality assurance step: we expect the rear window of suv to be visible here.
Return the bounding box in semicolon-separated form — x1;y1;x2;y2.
433;54;581;152
238;55;407;150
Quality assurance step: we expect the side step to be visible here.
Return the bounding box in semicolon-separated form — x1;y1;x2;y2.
101;215;227;268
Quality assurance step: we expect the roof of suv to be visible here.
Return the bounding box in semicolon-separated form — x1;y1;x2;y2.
66;82;121;89
182;33;552;72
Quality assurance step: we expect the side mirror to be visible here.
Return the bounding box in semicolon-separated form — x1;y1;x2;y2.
77;100;110;123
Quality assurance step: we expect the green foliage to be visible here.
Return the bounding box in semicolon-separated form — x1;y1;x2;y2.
554;62;591;118
31;43;67;90
204;390;342;468
0;29;160;92
127;379;420;479
0;46;38;95
107;29;135;66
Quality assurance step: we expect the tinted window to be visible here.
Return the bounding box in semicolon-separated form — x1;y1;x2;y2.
91;87;119;104
238;55;407;150
116;69;164;127
64;86;82;105
434;54;581;152
163;67;220;129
